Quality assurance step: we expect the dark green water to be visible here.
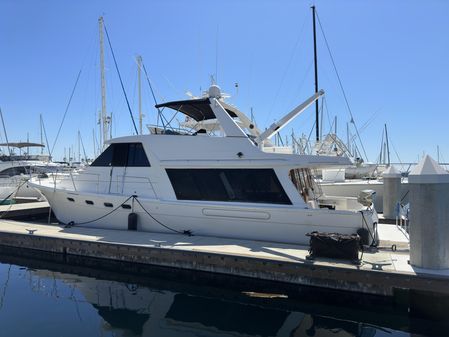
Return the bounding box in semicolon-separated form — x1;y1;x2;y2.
0;249;447;337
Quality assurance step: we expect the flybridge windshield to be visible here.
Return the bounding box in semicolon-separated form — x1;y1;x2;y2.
90;143;150;167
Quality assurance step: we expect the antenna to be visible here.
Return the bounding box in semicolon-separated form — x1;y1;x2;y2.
311;5;319;142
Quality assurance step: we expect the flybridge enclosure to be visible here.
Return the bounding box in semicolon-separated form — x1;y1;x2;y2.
155;98;239;122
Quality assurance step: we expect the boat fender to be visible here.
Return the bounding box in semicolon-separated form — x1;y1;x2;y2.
357;228;370;246
128;212;138;231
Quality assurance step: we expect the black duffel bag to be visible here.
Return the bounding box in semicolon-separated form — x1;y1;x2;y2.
306;231;361;262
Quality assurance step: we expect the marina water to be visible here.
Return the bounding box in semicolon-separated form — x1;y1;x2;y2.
0;249;447;337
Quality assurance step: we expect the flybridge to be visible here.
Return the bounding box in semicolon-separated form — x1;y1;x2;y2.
154;85;324;146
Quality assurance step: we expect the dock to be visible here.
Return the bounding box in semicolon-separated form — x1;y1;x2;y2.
0;214;447;298
0;201;50;219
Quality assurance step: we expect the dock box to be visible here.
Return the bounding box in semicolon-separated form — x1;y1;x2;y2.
306;232;361;262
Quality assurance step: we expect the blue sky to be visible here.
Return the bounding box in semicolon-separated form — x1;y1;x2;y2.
0;0;448;163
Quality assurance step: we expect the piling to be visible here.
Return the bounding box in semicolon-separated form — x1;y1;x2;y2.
382;166;402;219
409;155;449;269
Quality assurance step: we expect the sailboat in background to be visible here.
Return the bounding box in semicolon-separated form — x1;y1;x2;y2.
301;6;380;180
298;7;409;212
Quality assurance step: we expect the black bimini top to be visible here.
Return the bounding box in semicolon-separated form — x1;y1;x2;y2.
155;98;239;121
0;142;45;148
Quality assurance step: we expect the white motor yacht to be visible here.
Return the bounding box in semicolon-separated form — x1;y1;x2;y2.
0;142;67;201
29;86;378;245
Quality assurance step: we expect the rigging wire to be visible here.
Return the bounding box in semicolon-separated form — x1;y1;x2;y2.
265;11;309;126
40;115;51;158
79;131;88;162
315;10;369;162
141;62;161;108
51;70;82;156
141;60;167;130
103;23;139;135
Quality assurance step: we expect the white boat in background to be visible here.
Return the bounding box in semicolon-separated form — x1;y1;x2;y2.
0;142;66;201
29;85;378;245
319;176;409;213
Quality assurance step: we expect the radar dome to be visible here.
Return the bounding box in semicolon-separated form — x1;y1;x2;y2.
208;85;221;98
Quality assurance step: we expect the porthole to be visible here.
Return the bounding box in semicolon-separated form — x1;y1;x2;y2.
104;202;113;208
85;200;94;205
67;197;75;202
121;204;131;209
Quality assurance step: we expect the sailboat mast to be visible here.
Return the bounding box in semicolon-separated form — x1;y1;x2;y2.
0;108;11;157
311;5;319;142
78;130;81;162
92;129;97;159
384;124;390;166
137;55;143;135
99;16;108;147
40;114;44;154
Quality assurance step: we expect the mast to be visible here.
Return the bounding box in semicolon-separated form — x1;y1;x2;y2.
437;145;440;164
99;16;108;147
346;122;350;154
311;5;319;142
40;114;44;154
92;129;96;159
78;130;81;162
0;108;11;157
384;124;390;166
137;55;143;134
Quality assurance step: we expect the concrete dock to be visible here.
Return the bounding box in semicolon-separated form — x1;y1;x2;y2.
0;201;50;219
0;217;447;297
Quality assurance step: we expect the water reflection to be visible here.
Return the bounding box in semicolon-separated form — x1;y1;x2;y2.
0;250;443;337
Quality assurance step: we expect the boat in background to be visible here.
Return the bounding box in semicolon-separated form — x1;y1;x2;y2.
0;142;66;201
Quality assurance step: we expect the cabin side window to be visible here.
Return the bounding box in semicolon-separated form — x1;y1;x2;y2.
90;143;150;167
166;169;291;204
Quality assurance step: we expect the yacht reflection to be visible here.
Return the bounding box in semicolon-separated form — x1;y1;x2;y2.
28;270;378;337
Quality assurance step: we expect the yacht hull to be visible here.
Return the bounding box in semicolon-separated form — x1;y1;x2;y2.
34;184;376;245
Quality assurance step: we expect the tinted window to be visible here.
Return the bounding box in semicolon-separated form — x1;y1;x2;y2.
90;145;114;166
111;143;128;166
91;143;150;167
166;169;291;204
127;143;151;167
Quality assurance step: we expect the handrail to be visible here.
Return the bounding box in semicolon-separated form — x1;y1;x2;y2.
34;170;157;197
395;202;410;241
